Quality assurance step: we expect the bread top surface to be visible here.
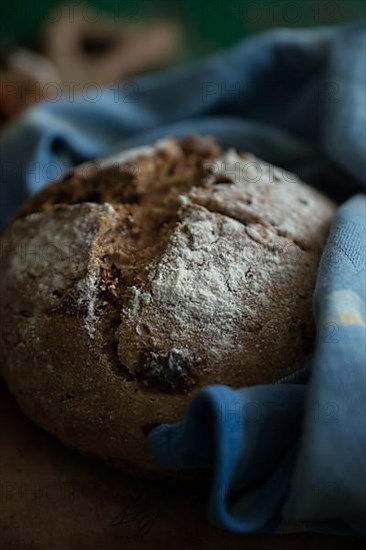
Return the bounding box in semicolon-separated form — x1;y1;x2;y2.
1;136;336;393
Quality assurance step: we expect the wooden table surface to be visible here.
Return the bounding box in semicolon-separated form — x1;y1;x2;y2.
0;379;362;550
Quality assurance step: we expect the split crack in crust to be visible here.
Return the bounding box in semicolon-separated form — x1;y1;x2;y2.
11;136;225;392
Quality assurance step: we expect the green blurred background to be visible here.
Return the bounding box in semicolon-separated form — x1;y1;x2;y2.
1;0;365;60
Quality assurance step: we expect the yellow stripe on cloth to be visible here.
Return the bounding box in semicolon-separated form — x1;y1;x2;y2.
323;290;365;327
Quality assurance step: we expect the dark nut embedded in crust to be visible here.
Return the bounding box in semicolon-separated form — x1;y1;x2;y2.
137;350;200;394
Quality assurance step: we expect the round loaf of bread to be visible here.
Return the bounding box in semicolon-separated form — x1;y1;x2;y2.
0;136;336;476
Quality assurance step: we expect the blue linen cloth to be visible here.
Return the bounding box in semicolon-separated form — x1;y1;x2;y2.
0;22;365;538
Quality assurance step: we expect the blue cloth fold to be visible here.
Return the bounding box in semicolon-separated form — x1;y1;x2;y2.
0;22;365;538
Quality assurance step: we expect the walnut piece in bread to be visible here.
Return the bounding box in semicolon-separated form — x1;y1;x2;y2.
0;136;336;476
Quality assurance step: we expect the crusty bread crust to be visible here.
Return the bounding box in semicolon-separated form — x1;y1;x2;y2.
0;136;336;476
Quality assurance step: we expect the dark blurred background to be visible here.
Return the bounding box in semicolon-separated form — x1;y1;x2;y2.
1;0;365;56
0;1;365;123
